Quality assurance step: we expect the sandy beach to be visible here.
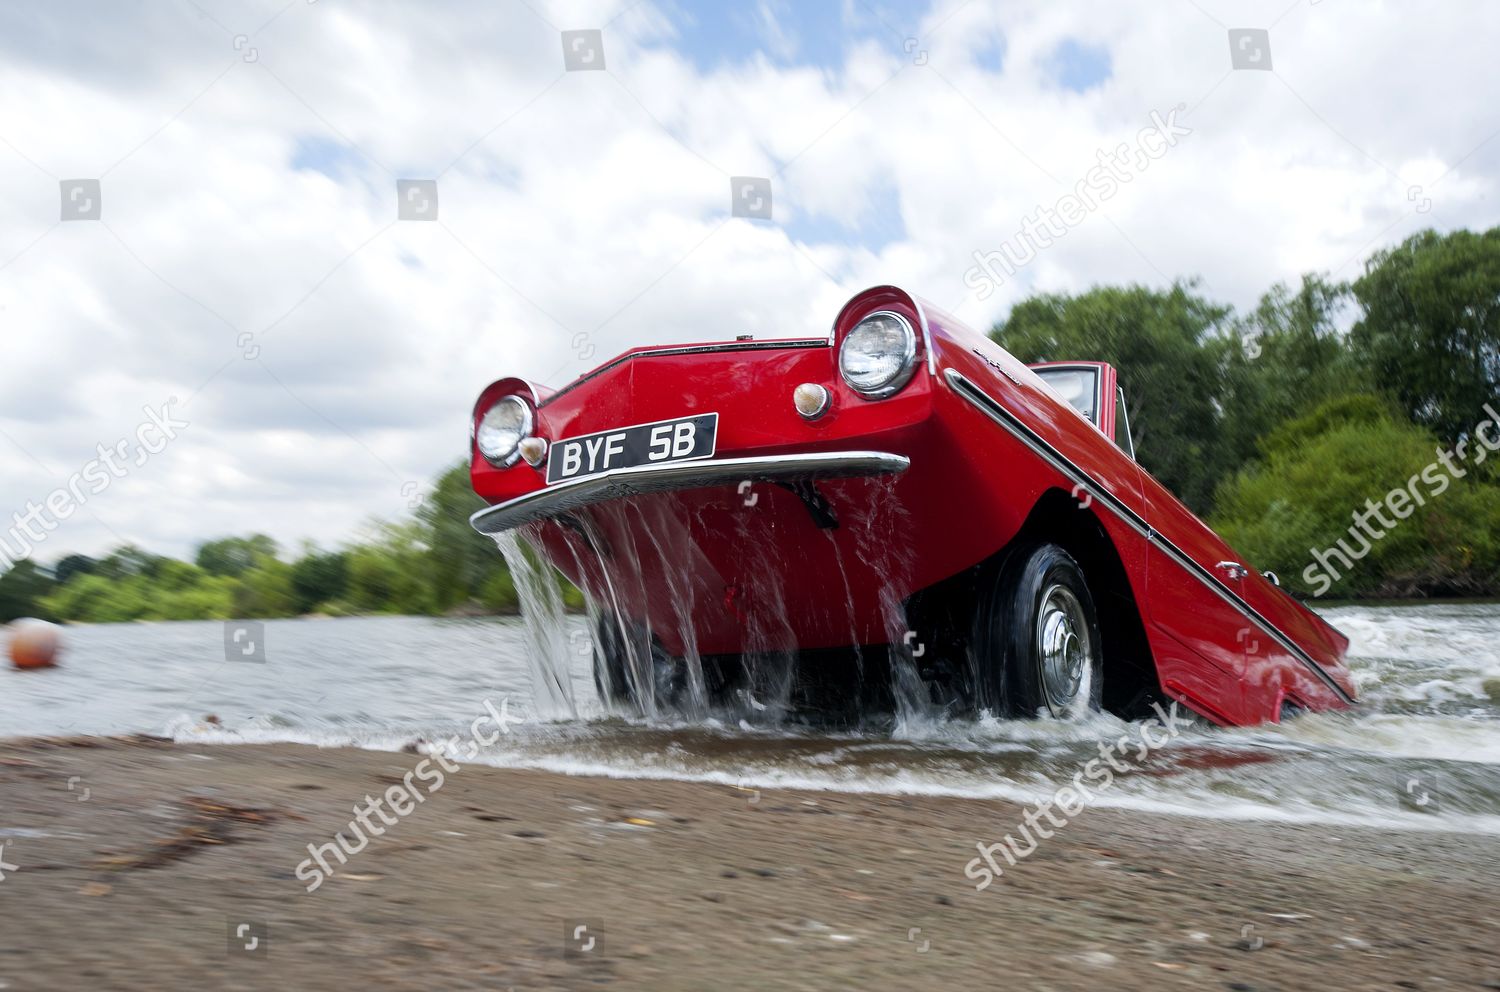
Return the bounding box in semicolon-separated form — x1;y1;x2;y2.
0;735;1494;991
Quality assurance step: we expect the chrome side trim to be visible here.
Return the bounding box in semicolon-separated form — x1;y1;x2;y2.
944;368;1355;705
911;297;937;375
540;339;828;407
470;450;910;535
1115;384;1136;460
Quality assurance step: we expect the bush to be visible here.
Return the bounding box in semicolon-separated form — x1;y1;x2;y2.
1212;396;1500;598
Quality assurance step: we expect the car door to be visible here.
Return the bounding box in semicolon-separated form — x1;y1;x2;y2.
1134;476;1253;725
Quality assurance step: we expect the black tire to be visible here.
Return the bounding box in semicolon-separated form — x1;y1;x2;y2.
973;543;1103;719
592;614;682;713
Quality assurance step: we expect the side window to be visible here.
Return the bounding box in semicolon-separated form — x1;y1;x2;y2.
1114;386;1136;459
1034;367;1099;424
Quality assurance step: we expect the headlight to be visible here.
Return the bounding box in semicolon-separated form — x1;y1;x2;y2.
475;395;532;466
839;310;917;398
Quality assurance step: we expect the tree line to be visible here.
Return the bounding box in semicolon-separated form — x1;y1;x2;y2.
0;464;550;624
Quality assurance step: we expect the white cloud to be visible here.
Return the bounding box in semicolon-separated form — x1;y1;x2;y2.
1;0;1496;561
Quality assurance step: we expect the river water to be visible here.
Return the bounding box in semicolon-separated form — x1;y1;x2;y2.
5;603;1500;834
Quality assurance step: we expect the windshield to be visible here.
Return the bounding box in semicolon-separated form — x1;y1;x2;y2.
1034;367;1099;423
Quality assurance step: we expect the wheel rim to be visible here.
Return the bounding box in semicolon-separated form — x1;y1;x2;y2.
1036;583;1092;715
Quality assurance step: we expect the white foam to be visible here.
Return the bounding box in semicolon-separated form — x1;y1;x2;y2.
1239;711;1500;765
453;747;1500;837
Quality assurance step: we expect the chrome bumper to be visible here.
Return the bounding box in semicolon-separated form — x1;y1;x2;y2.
469;450;910;535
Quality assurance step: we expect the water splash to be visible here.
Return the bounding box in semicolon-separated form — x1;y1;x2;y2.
724;489;800;723
820;528;865;686
845;476;934;730
485;472;945;732
629;498;712;716
540;496;723;721
491;530;577;720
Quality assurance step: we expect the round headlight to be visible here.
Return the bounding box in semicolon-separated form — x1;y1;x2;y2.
475;395;532;466
838;311;917;397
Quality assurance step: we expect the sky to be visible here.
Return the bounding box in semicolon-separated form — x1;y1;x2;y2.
1;0;1497;563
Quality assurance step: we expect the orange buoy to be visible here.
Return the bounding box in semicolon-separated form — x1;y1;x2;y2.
8;618;61;670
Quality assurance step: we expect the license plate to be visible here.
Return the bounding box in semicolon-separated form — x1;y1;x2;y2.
546;413;719;485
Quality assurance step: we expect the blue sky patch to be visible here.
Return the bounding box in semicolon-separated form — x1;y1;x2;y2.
1043;38;1111;92
290;135;365;180
971;33;1006;73
780;179;907;254
653;0;943;72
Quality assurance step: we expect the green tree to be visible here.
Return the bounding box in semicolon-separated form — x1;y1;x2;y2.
41;573;150;623
131;560;232;622
346;521;432;614
1212;395;1500;598
290;546;350;614
1351;227;1500;443
151;574;238;621
416;462;507;612
235;555;299;618
196;535;279;577
0;560;57;622
1218;275;1362;470
53;554;97;585
96;546;165;581
992;281;1234;512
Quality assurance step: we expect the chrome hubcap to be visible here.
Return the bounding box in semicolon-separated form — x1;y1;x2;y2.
1037;583;1091;714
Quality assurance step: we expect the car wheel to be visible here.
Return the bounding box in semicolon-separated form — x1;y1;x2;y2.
974;543;1103;719
593;614;682;713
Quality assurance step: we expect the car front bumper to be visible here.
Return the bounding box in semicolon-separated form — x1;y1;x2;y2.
469;450;910;534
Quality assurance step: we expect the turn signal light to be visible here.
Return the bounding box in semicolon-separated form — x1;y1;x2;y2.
518;437;548;467
793;383;831;420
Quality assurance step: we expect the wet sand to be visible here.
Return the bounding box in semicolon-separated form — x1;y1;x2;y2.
0;735;1496;991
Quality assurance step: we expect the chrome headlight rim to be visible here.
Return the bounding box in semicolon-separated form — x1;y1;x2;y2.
475;394;533;467
838;310;918;399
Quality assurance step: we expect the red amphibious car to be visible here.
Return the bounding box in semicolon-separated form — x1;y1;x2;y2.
469;286;1356;727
